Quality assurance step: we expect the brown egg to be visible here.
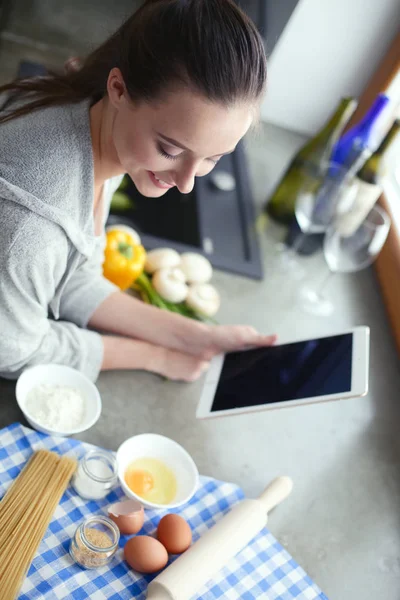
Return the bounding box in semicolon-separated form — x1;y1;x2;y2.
124;536;168;574
108;499;144;535
157;514;192;555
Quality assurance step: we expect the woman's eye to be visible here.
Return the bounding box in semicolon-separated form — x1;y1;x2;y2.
157;143;220;167
157;145;181;161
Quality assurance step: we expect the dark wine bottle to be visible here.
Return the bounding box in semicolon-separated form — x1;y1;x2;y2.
287;119;399;256
357;119;399;183
336;119;400;237
302;96;389;237
285;219;324;256
265;98;357;225
331;93;389;169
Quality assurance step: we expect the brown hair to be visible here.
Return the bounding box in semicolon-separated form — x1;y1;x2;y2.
0;0;266;125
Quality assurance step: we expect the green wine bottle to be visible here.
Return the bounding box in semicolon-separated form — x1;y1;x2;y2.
336;119;399;237
265;97;357;225
357;119;400;183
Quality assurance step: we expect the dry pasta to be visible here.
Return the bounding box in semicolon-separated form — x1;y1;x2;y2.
0;450;77;599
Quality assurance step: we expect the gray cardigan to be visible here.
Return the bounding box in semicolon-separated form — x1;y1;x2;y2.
0;100;123;381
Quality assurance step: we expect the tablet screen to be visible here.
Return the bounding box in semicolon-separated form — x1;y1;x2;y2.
211;333;353;412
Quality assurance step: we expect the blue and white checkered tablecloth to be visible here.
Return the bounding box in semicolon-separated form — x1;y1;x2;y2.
0;423;328;600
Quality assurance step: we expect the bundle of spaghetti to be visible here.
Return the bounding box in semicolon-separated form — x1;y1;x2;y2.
0;449;77;599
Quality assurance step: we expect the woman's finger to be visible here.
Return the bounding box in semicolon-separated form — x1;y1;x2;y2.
249;334;277;348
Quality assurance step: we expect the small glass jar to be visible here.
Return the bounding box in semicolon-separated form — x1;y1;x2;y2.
70;515;120;569
71;450;118;500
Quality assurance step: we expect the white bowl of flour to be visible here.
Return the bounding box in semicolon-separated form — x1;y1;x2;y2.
16;364;102;436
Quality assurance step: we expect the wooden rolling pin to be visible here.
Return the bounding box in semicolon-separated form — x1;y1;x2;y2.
147;476;293;600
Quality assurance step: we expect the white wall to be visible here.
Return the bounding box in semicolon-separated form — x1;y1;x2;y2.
261;0;400;136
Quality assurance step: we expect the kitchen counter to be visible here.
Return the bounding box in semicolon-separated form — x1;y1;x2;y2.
1;122;400;600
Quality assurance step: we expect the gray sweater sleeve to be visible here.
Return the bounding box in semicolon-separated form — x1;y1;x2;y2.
58;234;118;328
0;237;106;381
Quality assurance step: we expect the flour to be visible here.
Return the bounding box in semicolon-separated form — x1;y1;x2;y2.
25;384;86;432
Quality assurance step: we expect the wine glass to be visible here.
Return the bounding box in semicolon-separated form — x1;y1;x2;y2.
299;204;391;316
274;161;357;279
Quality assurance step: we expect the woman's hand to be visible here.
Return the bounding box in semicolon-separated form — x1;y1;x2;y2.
158;326;276;381
92;293;276;381
101;336;210;382
101;328;275;382
180;324;277;362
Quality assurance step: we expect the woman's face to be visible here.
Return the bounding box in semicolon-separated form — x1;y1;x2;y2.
107;69;254;197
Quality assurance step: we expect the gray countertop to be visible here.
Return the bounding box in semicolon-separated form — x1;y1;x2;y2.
1;123;400;600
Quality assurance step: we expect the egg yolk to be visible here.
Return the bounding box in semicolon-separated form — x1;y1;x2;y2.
124;458;177;504
125;469;154;496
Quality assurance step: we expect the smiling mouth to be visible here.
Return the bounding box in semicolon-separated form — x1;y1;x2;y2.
148;171;175;189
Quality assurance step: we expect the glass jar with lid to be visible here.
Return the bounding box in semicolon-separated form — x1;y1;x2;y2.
70;515;120;569
71;450;118;500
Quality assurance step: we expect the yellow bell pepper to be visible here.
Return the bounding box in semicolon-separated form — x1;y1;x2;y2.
103;230;146;291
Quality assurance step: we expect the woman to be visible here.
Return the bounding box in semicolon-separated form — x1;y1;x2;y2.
0;0;275;383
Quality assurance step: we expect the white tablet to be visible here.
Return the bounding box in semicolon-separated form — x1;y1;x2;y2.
196;326;370;419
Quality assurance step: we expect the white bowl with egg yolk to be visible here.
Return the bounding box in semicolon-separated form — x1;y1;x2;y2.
116;434;199;509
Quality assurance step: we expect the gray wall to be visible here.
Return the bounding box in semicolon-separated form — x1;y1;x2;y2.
0;0;300;86
1;0;142;55
265;0;300;56
1;0;300;61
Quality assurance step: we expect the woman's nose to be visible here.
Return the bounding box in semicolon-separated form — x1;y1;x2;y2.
175;161;198;194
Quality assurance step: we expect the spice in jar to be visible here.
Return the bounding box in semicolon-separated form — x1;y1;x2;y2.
70;516;120;569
